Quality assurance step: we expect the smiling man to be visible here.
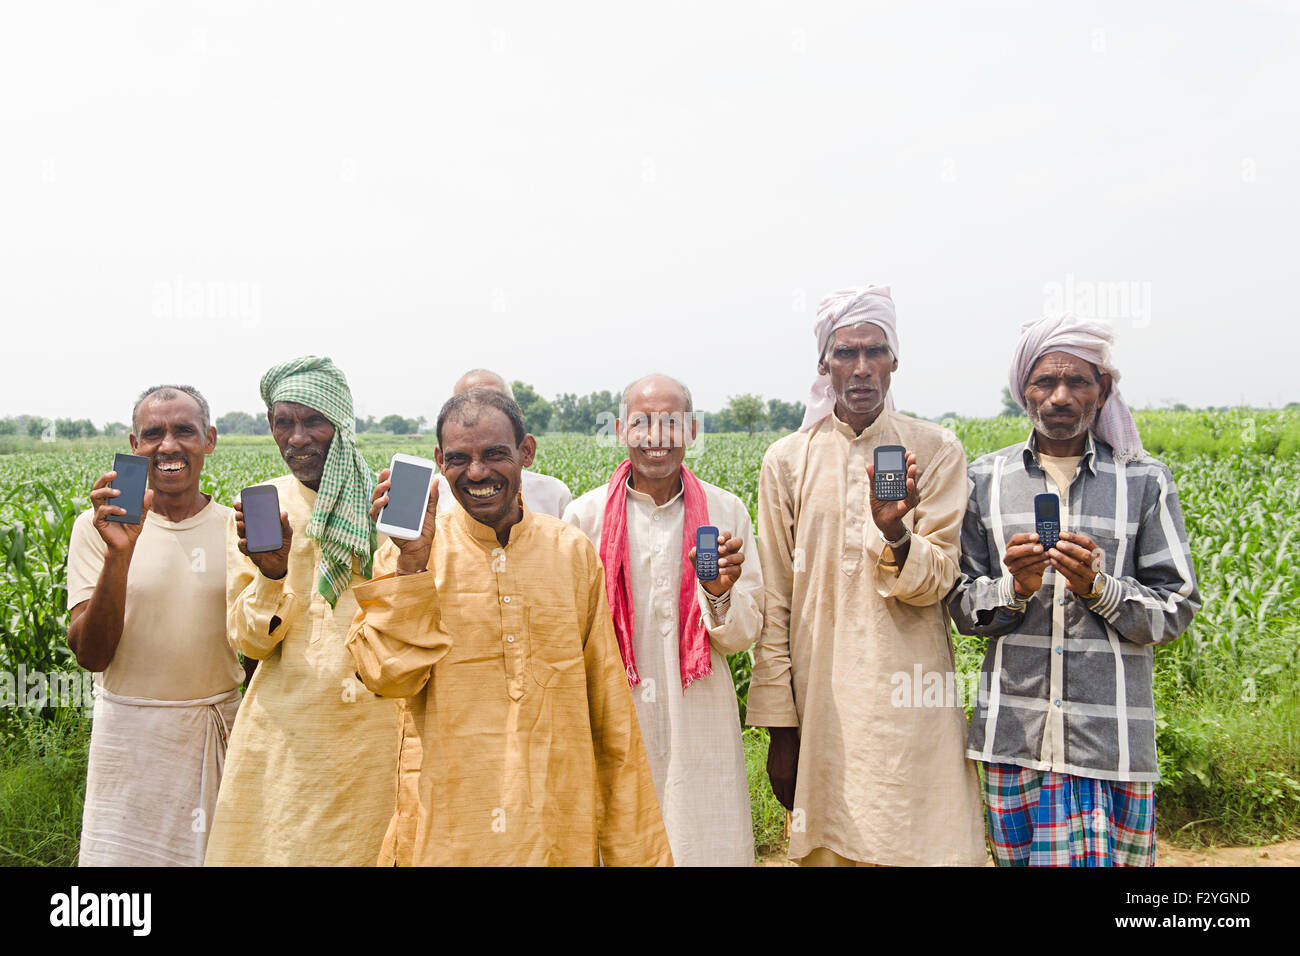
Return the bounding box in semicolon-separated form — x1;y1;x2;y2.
746;286;985;866
346;387;671;865
67;384;243;865
563;374;764;866
434;369;572;518
204;356;398;866
948;314;1200;867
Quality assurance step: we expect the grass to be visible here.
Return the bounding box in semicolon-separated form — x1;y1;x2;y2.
0;712;88;866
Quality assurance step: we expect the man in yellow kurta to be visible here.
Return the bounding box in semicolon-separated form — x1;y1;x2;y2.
347;387;671;866
746;286;985;866
204;356;398;866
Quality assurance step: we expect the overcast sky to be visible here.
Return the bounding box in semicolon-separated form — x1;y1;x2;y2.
2;1;1297;426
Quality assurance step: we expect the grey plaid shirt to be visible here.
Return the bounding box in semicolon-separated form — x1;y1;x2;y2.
948;431;1200;782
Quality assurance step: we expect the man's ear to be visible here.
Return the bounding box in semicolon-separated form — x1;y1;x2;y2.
520;434;537;469
205;425;218;454
615;418;627;448
1098;372;1113;408
816;359;829;377
434;447;444;470
128;433;139;454
266;407;276;432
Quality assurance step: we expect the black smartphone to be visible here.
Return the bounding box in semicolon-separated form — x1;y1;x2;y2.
106;453;149;524
1034;493;1060;550
241;484;284;554
695;525;719;581
873;445;908;502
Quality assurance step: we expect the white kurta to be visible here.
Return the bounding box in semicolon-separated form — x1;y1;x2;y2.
564;473;763;866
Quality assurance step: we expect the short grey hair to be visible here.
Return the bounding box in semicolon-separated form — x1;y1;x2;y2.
620;373;693;420
132;384;211;433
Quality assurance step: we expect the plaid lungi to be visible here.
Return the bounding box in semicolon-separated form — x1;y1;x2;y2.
981;762;1156;867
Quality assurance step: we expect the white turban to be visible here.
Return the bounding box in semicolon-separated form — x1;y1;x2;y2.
1009;313;1145;463
800;285;898;431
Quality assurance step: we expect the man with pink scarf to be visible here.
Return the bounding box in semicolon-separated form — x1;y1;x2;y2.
747;287;986;866
948;314;1200;866
564;373;764;866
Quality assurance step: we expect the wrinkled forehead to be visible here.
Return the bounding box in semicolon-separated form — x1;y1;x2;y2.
623;378;690;418
441;406;518;454
137;393;204;430
830;322;889;350
1027;350;1101;381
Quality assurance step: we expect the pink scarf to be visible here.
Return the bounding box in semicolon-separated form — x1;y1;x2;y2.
599;459;712;690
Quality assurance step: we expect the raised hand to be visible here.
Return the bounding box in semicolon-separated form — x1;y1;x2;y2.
1050;530;1104;596
371;467;439;574
89;471;154;554
234;496;293;580
866;451;920;540
688;529;745;597
1002;532;1050;598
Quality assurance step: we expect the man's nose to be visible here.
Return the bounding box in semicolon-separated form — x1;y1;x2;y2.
466;458;491;482
853;352;873;379
157;431;180;453
288;424;311;447
1049;380;1072;406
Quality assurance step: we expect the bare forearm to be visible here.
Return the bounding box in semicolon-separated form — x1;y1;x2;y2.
68;551;132;671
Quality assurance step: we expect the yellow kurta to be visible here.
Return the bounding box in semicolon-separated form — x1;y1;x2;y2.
204;474;398;866
747;409;985;866
346;499;672;866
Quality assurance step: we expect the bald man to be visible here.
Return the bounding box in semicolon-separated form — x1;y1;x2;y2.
435;369;572;518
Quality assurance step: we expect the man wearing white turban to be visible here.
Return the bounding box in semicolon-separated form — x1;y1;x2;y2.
746;286;986;866
948;314;1200;866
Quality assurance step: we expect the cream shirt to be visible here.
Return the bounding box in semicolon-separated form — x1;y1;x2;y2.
564;473;763;866
748;409;986;866
67;497;243;700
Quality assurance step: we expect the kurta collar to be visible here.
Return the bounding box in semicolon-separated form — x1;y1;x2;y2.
454;492;532;548
828;406;893;443
625;472;684;509
1021;429;1098;476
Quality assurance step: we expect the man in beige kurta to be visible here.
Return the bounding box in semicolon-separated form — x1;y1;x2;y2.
564;374;763;866
347;388;671;865
205;358;397;866
746;286;984;866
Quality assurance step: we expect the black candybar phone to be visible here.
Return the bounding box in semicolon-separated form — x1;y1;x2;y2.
106;453;149;524
873;445;908;501
241;484;284;554
695;525;719;581
1034;492;1061;550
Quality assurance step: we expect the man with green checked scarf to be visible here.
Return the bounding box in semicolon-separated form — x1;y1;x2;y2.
205;356;399;866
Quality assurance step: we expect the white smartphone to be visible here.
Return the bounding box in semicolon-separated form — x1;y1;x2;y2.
375;453;437;540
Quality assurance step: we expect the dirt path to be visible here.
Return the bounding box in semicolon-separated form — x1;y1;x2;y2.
758;838;1300;866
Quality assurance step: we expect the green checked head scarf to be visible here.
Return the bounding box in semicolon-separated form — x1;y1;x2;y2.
260;356;376;607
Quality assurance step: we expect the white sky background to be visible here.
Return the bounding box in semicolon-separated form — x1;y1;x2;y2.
1;1;1297;425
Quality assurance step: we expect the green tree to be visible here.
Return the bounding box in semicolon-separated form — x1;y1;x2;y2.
0;418;16;436
217;411;257;435
766;398;805;432
1000;386;1025;417
26;418;46;438
102;421;129;436
726;394;767;435
380;414;411;435
512;381;552;434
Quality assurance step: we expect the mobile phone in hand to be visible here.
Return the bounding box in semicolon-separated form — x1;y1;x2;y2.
376;454;437;540
873;445;908;502
241;484;284;553
106;453;149;524
695;525;719;581
1034;493;1060;551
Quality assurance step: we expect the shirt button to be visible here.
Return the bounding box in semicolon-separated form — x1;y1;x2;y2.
654;545;662;554
1053;698;1062;707
1055;646;1063;655
506;634;515;643
657;578;666;587
653;514;661;522
503;596;511;603
1057;597;1066;606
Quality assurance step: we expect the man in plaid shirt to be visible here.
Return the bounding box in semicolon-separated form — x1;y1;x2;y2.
948;314;1200;866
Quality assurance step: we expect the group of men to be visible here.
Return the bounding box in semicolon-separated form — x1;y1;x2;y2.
66;285;1199;867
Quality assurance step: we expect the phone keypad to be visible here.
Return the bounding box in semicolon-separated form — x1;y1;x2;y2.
696;553;718;581
874;473;907;502
1037;520;1059;551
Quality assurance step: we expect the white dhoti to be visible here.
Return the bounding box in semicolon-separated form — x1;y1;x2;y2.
78;686;241;867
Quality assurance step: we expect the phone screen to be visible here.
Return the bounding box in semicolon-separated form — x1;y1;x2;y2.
698;530;716;550
243;487;282;553
1034;494;1060;523
877;448;904;472
108;453;148;524
384;460;433;531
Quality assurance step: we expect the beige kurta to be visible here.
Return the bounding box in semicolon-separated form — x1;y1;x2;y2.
747;409;985;866
563;473;762;866
204;474;398;866
347;500;672;866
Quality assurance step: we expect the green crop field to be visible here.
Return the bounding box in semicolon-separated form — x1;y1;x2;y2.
2;409;1298;864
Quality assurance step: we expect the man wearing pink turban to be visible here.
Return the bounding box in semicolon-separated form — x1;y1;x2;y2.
949;314;1200;866
746;286;986;866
